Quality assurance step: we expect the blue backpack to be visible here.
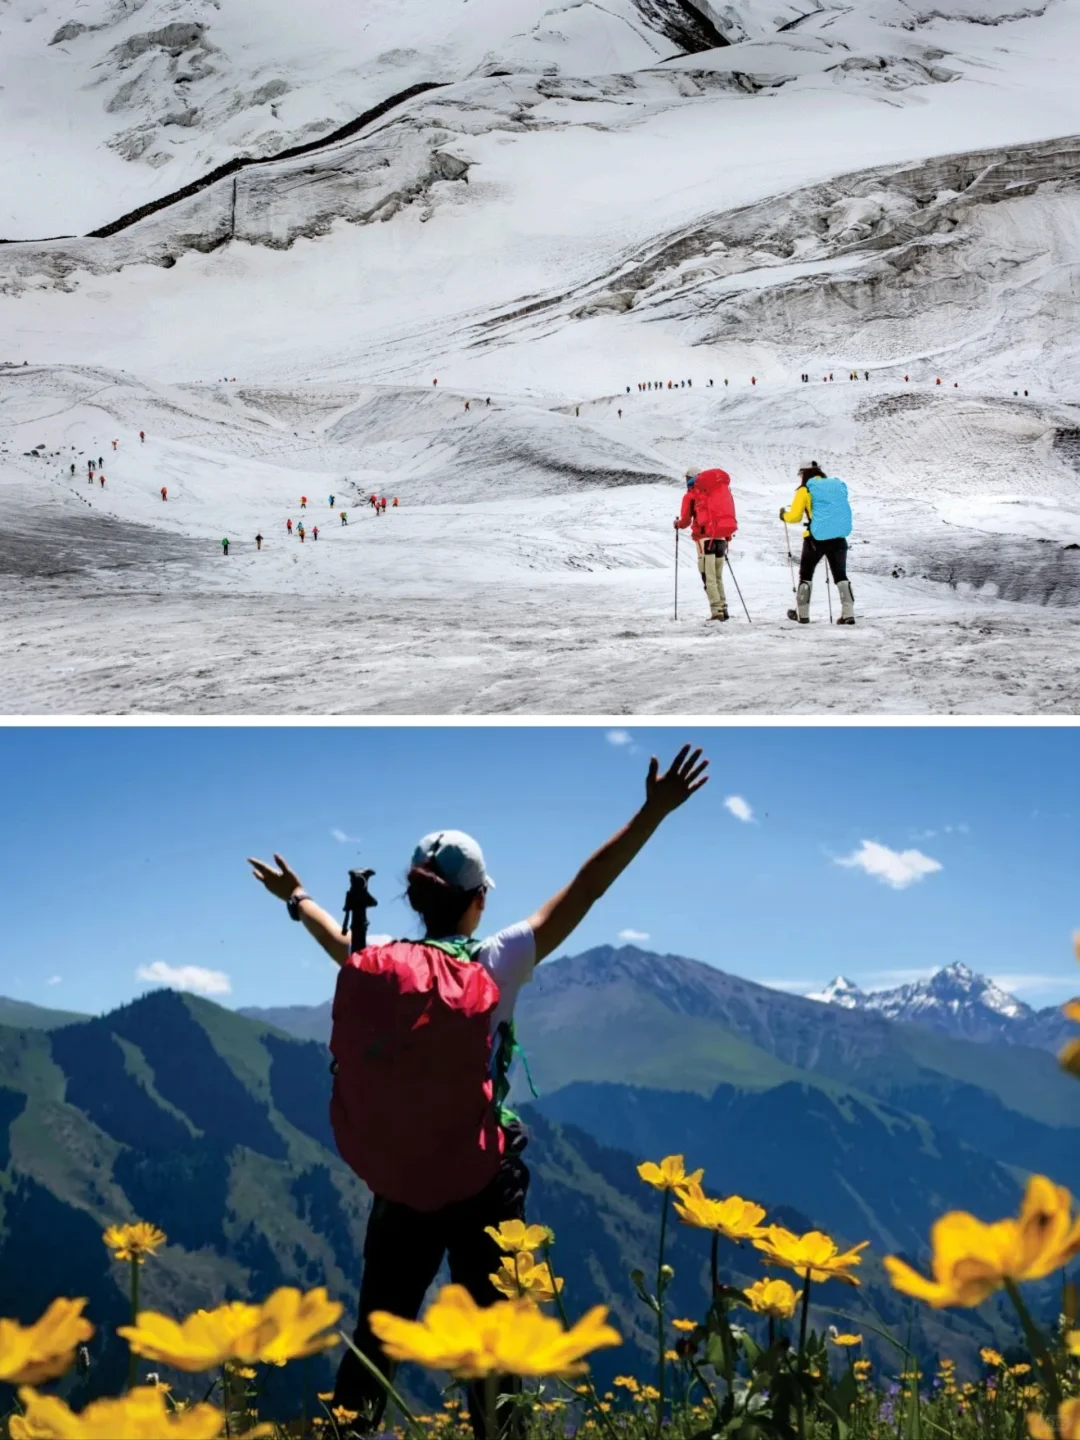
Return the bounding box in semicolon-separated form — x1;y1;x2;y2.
806;478;852;541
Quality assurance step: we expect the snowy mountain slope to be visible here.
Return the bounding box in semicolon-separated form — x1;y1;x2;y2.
808;962;1075;1049
1;0;728;237
0;0;1067;238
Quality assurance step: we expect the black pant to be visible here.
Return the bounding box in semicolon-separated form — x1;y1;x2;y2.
334;1152;530;1437
799;536;848;584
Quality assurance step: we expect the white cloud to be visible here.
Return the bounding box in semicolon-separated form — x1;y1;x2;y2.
136;961;232;996
606;730;633;747
836;840;942;891
760;978;818;994
618;928;650;943
989;972;1069;996
724;795;754;824
46;976;62;986
331;827;362;845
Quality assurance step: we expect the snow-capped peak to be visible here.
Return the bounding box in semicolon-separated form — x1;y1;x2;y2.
807;976;867;1008
807;964;1034;1038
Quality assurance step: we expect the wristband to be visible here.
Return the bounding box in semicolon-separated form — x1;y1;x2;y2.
286;891;310;921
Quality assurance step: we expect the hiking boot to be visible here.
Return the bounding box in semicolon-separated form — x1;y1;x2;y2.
788;581;811;623
836;579;855;624
709;607;729;622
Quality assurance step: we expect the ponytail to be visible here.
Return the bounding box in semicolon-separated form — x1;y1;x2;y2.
405;865;479;938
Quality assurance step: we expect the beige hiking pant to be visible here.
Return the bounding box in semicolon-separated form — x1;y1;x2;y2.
697;543;727;617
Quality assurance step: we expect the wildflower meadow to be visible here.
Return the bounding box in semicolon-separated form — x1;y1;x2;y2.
4;938;1080;1440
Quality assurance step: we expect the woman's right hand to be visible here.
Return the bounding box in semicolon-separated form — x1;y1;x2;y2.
247;852;302;902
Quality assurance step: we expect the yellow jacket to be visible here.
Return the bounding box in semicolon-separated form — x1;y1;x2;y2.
782;485;812;538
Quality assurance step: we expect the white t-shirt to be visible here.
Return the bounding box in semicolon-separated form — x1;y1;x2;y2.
473;920;537;1035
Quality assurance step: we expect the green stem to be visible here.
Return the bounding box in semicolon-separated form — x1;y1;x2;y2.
338;1331;425;1440
544;1245;619;1440
221;1365;231;1439
1004;1277;1064;1417
655;1192;670;1440
127;1258;140;1391
798;1271;812;1363
796;1272;811;1440
689;1355;723;1425
484;1373;498;1440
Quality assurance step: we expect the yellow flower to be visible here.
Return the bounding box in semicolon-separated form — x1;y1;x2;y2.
672;1183;766;1241
119;1288;343;1371
885;1176;1080;1308
752;1227;869;1286
853;1359;872;1379
317;1391;334;1402
10;1385;265;1439
664;1350;679;1362
489;1253;564;1303
369;1285;620;1379
636;1156;704;1192
0;1299;94;1386
332;1408;359;1425
830;1333;862;1347
103;1223;167;1264
484;1221;554;1254
1029;1399;1080;1439
741;1278;801;1321
671;1318;696;1333
1010;1363;1032;1377
981;1347;1005;1366
235;1367;256;1380
613;1376;639;1392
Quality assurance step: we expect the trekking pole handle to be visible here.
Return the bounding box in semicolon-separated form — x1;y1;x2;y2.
343;868;378;948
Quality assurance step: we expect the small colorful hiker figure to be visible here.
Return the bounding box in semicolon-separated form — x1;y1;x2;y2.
222;537;230;555
161;486;168;501
256;532;263;550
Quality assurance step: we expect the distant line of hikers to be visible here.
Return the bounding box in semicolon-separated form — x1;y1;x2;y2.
675;462;855;626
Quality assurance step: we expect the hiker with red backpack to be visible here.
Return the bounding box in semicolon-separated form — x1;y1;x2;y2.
674;467;738;622
246;744;709;1438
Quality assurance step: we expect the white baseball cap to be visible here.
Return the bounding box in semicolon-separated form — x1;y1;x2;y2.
411;830;495;891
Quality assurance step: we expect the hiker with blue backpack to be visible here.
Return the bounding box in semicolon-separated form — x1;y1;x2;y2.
780;462;855;625
246;743;709;1438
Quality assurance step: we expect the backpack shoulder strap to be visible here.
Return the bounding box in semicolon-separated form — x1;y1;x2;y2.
423;937;483;963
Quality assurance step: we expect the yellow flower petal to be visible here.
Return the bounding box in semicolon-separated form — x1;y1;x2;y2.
370;1284;619;1379
0;1299;93;1386
636;1156;704;1192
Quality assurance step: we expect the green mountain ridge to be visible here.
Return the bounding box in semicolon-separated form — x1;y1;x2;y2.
0;996;87;1030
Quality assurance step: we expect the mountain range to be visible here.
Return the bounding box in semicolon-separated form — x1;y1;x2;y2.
807;962;1074;1050
2;943;1077;1414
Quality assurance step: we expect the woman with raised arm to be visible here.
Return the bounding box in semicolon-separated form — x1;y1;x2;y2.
248;743;708;1438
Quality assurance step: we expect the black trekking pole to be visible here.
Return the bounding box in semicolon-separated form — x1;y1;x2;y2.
725;550;752;624
674;528;680;621
782;520;797;600
824;559;834;624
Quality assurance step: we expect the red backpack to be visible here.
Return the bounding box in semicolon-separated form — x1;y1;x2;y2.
692;468;738;539
329;939;506;1210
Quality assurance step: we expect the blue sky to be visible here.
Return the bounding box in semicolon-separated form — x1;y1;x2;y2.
1;725;1077;1016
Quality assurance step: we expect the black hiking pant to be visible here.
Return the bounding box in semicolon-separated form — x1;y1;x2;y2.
799;536;848;584
333;1148;530;1438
